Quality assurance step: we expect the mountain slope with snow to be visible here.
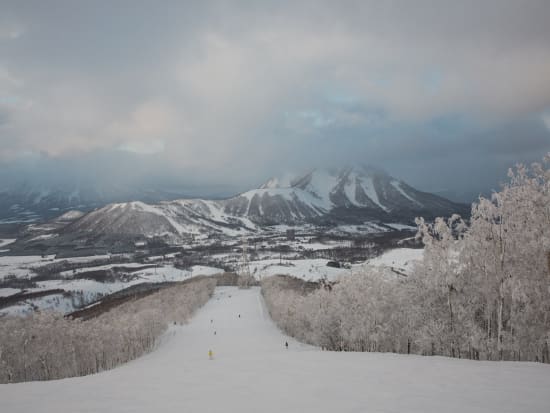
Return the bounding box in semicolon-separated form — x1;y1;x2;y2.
1;287;548;413
28;166;466;244
64;200;258;241
223;166;466;225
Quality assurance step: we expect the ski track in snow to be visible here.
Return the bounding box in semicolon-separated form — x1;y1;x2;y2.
1;286;549;413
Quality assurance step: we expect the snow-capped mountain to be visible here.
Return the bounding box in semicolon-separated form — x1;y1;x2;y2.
51;166;466;243
223;166;465;225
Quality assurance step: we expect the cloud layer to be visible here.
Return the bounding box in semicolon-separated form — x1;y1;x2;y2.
1;0;550;198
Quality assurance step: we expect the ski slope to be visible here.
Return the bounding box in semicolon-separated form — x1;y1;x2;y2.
1;287;549;413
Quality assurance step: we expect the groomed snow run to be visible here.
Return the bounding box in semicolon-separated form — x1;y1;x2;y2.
1;287;549;413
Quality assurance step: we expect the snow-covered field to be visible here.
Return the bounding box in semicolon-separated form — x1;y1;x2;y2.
0;254;112;280
1;287;548;413
247;248;424;281
363;247;423;275
0;264;224;316
58;262;150;278
0;247;425;315
250;258;349;281
0;287;19;297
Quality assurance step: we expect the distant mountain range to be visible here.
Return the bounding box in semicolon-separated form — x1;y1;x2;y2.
24;166;467;246
0;182;233;224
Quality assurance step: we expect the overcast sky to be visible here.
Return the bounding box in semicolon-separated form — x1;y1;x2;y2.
1;0;550;200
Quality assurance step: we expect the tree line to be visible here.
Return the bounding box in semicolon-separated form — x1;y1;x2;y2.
0;278;216;383
262;156;550;362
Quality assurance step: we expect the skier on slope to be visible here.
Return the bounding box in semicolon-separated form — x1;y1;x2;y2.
208;349;214;360
285;341;288;349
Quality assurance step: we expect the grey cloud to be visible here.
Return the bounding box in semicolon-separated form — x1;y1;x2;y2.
0;0;549;200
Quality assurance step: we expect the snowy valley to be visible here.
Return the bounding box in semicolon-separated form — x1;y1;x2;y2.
0;166;434;316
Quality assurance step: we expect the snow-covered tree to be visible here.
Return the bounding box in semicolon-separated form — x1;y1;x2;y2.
262;154;550;363
0;278;216;383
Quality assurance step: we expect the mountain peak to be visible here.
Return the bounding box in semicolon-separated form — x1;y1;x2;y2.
258;177;282;190
258;173;297;190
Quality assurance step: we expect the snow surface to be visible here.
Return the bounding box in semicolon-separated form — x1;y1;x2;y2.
249;258;348;281
362;176;388;211
391;180;421;206
0;264;224;316
0;287;19;297
0;254;114;280
58;262;148;278
56;210;84;220
301;169;339;209
1;287;549;413
328;222;388;234
384;223;417;231
0;239;16;248
364;248;424;275
28;233;59;242
0;254;57;279
0;247;426;313
1;293;76;315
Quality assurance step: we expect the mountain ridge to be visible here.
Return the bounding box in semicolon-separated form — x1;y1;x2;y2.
48;166;468;244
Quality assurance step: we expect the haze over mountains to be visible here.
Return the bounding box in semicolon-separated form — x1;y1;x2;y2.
0;157;470;226
12;165;466;250
0;152;237;223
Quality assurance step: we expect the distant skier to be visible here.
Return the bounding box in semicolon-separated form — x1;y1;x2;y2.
208;349;213;360
214;331;217;335
210;319;213;323
238;314;241;318
285;341;288;349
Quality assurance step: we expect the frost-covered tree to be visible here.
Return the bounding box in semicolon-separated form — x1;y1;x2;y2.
262;154;550;363
412;157;550;360
414;214;467;357
0;278;216;383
